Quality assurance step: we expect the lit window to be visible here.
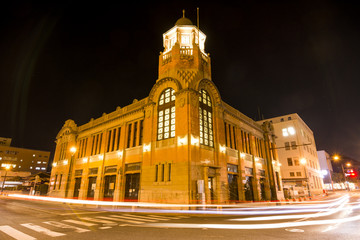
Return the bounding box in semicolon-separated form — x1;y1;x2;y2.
282;127;296;136
43;162;47;164
33;154;35;157
199;89;213;147
37;161;41;164
35;167;40;170
181;35;190;44
41;167;46;170
30;167;33;169
157;88;175;140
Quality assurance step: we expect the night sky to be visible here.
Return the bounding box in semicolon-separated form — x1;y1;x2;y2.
1;1;359;161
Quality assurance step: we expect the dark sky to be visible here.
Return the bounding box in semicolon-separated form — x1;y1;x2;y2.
1;1;359;161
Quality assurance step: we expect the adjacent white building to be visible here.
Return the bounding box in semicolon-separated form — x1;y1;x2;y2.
317;150;333;190
258;113;324;198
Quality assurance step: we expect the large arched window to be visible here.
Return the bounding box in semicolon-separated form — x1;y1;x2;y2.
157;88;176;140
199;89;213;147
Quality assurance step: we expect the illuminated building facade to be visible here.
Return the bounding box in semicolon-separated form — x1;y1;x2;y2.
258;114;324;198
49;12;284;203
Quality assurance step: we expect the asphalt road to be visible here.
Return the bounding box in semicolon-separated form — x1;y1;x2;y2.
0;191;359;240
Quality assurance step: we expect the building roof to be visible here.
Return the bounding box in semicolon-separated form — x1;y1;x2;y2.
175;10;193;26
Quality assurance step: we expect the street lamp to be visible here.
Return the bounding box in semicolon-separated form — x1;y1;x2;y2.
65;146;77;198
1;164;11;194
332;155;350;191
300;158;311;199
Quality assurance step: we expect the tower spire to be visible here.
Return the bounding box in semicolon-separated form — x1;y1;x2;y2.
182;9;185;18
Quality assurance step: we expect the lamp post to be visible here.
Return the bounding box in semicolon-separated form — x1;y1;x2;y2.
65;146;77;198
300;158;311;199
1;164;11;194
333;155;351;191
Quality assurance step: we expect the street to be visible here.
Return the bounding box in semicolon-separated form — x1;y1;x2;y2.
0;191;359;240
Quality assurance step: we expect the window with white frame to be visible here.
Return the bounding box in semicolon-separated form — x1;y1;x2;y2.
157;88;176;140
199;89;214;147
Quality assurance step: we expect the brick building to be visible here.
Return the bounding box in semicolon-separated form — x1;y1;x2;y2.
49;12;284;203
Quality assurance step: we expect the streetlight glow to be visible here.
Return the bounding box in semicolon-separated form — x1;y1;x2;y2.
70;146;77;155
300;158;307;165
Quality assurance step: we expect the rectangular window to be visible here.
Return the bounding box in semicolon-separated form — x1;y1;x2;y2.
296;172;302;177
98;133;103;154
294;158;299;166
287;158;293;166
155;165;158;182
168;163;171;181
161;164;165;182
224;122;228;147
83;138;88;157
127;124;132;148
139;120;144;145
53;175;57;190
290;172;295;177
228;124;233;149
285;142;290;150
58;174;62;189
111;128;117;152
107;130;112;152
291;141;297;150
232;126;237;150
116;127;121;150
133;122;138;147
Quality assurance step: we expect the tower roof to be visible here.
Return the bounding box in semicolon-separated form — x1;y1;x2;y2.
175;10;193;26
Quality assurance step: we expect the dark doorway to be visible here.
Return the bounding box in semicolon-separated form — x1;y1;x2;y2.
208;177;215;201
87;177;97;199
73;178;81;198
104;175;116;200
228;174;239;201
259;178;266;201
124;173;140;201
244;176;254;201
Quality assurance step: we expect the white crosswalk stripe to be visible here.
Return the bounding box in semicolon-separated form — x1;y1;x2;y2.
21;223;66;237
43;221;90;233
63;219;97;227
100;216;145;224
0;213;184;239
0;225;36;240
78;217;117;225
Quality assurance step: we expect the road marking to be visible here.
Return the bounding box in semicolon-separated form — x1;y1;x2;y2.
111;215;157;222
0;225;36;240
21;223;66;237
107;215;146;224
97;216;144;224
120;214;167;221
63;219;97;227
285;228;304;233
78;217;117;225
60;211;103;216
99;226;112;230
43;221;90;233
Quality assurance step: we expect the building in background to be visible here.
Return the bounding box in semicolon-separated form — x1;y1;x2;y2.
258;114;324;199
0;137;50;191
49;12;284;203
0;138;50;174
317;150;334;190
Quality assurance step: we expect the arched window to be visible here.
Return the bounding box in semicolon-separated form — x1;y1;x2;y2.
199;89;213;147
157;88;176;140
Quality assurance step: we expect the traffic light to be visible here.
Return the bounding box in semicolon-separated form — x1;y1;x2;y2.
348;169;357;178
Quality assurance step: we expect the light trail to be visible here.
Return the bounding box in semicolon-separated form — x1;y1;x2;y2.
230;196;349;221
7;194;353;216
142;213;360;230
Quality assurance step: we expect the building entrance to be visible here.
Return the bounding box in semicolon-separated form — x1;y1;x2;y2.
228;174;239;201
73;177;81;198
104;175;116;200
244;176;254;201
124;173;140;201
87;177;97;199
208;177;215;201
259;178;266;200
